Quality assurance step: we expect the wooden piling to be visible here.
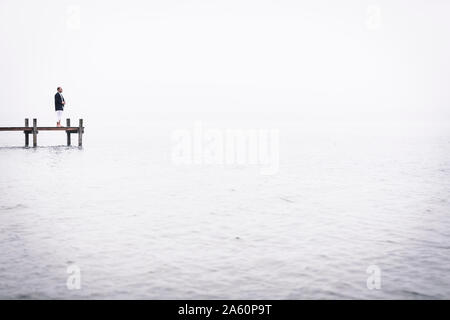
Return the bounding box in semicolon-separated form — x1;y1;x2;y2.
24;118;29;147
32;118;37;147
66;118;71;146
78;119;83;147
1;118;85;147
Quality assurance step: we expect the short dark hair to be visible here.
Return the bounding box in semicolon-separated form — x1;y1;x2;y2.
57;87;62;91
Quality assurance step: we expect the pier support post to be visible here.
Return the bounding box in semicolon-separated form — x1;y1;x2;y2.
24;118;29;147
78;119;83;147
32;118;37;147
66;118;71;146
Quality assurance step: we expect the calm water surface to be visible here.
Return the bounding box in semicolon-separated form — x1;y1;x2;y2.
1;116;449;299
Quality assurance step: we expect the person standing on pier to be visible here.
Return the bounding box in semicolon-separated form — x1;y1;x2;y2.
55;87;65;127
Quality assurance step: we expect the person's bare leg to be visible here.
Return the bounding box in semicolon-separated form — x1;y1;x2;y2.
57;121;61;127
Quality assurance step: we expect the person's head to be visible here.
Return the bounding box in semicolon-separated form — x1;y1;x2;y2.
57;87;63;93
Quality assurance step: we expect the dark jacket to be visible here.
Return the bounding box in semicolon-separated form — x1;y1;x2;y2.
55;93;65;111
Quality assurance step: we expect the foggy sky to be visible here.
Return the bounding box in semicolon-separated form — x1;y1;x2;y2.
1;0;449;126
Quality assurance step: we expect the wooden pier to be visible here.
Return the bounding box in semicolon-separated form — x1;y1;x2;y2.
0;118;84;147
